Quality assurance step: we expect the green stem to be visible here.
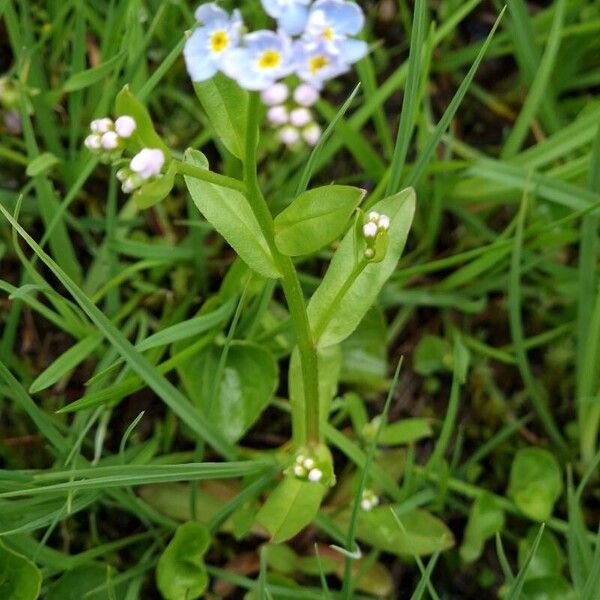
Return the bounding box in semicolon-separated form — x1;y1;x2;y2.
312;258;368;343
175;160;247;194
243;92;321;445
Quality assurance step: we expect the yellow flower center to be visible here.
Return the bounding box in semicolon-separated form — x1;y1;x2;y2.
210;31;229;53
258;50;282;69
310;55;330;75
323;27;334;41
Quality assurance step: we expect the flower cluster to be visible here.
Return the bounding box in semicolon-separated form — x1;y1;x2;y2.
183;0;367;91
84;116;136;162
362;211;390;259
262;81;322;147
360;489;380;512
116;148;165;194
291;452;324;483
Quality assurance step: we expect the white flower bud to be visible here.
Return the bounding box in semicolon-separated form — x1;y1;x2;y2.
267;105;289;125
364;248;375;259
378;215;390;231
130;148;165;179
308;468;323;482
302;123;321;146
84;134;101;150
101;131;120;150
360;498;372;511
114;115;136;138
90;118;113;134
261;82;289;106
303;458;315;470
368;211;380;222
122;177;138;194
290;107;312;128
116;168;129;182
294;83;320;107
296;454;306;464
279;126;300;146
363;222;378;238
293;464;306;477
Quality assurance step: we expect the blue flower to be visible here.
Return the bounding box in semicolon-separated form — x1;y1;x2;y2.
304;0;367;64
261;0;311;36
293;40;349;89
183;3;243;82
222;30;296;90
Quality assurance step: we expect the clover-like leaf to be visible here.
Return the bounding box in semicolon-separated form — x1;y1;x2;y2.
156;522;211;600
0;539;41;600
507;448;563;521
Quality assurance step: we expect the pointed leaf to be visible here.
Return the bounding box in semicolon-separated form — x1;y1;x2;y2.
183;149;280;279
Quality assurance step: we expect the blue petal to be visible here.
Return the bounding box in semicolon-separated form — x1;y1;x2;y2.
314;0;364;35
261;0;283;19
194;2;228;24
184;28;210;57
278;3;309;35
338;38;367;64
244;29;282;53
185;52;218;82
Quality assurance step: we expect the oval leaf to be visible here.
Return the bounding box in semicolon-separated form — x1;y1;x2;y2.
0;539;42;600
156;522;211;600
26;152;61;177
507;448;563;521
256;476;326;543
177;339;278;443
307;187;416;348
274;185;365;256
193;73;250;160
459;493;505;564
335;507;454;557
183;149;280;279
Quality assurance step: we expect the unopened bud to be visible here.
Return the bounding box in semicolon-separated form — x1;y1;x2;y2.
294;83;320;107
290;107;312;127
261;82;289;106
114;115;136;138
279;126;300;146
267;105;289;125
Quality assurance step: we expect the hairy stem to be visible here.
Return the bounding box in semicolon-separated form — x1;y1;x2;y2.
243;92;321;445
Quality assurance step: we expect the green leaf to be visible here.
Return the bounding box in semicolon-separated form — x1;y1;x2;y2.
521;576;576;600
178;340;278;443
518;527;565;581
289;344;341;447
274;185;365;256
256;476;326;544
413;334;452;376
183;149;280;279
336;507;453;557
507;448;563;521
459;493;505;564
26;152;60;177
340;307;388;387
308;187;416;348
63;52;125;91
46;564;124;600
0;538;41;600
29;332;103;394
378;418;433;446
193;73;250;160
156;522;211;600
114;85;170;158
133;161;177;209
